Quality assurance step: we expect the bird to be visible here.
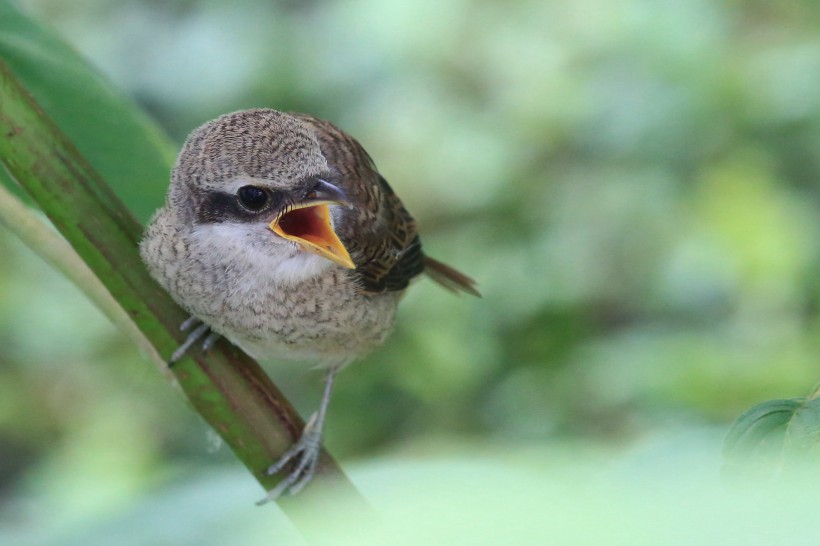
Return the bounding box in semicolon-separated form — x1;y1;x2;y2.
140;108;478;501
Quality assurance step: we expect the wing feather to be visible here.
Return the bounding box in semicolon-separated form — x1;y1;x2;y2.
292;113;477;296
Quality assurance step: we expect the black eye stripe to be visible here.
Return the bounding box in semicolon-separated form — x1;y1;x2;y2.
196;189;284;224
194;179;334;225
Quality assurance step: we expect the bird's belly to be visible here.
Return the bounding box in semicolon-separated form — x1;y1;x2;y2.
198;282;401;365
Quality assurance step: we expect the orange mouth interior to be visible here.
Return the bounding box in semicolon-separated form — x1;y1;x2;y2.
270;204;355;269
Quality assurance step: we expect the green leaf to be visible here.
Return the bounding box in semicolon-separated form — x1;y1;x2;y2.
782;397;820;456
0;0;175;222
723;397;820;479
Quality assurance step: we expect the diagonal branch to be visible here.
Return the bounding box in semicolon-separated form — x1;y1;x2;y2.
0;58;371;534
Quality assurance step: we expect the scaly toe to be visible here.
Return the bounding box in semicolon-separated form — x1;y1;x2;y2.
169;317;221;364
257;420;323;503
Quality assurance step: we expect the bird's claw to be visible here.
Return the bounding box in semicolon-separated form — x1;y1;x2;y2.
257;413;323;504
169;316;220;364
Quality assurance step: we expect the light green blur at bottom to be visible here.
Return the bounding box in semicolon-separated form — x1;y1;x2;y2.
4;438;819;546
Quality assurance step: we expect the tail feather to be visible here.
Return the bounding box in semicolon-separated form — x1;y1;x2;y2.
423;256;481;297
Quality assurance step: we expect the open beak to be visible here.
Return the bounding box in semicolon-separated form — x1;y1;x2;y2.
268;180;355;269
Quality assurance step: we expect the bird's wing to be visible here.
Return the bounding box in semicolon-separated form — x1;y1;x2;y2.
356;173;426;292
293;113;478;296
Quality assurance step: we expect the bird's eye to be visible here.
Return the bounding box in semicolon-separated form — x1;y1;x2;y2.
237;186;269;211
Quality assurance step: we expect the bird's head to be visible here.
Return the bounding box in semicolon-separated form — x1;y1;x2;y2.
169;109;355;273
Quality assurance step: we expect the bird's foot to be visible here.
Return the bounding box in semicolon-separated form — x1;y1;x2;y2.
257;412;324;504
169;316;221;364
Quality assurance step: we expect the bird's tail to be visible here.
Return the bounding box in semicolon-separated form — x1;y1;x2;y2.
423;256;481;297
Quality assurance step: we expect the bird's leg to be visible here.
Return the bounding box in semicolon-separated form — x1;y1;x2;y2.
257;364;342;503
169;316;221;364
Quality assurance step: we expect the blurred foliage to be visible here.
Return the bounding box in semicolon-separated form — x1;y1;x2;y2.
3;0;820;542
0;1;174;222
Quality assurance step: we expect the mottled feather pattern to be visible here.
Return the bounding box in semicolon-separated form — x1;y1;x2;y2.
292;114;460;294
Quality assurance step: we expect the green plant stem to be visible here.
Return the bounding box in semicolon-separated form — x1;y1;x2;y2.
0;182;172;379
0;58;371;533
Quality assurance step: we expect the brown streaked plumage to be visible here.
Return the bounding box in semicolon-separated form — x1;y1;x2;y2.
140;108;477;501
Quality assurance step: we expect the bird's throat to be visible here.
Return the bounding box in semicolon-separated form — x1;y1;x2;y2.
270;204;355;269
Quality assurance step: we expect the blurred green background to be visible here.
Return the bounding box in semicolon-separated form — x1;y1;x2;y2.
3;0;820;543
